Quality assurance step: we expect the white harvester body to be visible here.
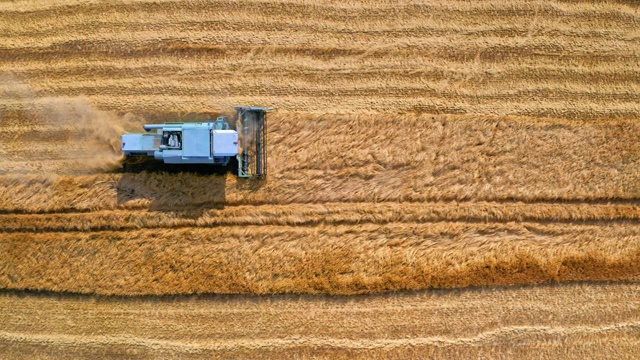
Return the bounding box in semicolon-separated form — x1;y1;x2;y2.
121;106;271;178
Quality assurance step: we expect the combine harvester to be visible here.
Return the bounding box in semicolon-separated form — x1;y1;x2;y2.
121;106;271;178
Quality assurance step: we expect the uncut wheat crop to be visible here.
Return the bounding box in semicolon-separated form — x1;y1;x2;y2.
0;1;638;358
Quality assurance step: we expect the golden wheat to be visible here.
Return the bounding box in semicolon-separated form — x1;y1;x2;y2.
2;222;638;295
0;0;637;296
1;0;639;358
0;114;637;213
0;0;637;117
0;283;638;359
2;202;639;233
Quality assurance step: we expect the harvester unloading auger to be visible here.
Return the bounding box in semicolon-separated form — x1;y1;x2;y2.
121;106;271;178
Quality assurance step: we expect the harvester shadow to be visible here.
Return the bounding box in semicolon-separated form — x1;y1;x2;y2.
116;158;228;216
235;177;266;192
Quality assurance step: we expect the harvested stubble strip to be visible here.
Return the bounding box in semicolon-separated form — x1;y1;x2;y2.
0;282;639;359
1;202;640;233
1;0;638;118
1;222;638;295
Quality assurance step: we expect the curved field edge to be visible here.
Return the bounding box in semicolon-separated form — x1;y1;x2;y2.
1;222;638;295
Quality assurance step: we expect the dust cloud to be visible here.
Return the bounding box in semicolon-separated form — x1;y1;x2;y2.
37;95;141;173
0;75;142;175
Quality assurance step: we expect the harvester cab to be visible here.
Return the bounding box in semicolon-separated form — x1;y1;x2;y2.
121;106;272;178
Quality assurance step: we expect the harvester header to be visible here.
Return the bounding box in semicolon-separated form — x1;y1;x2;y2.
121;106;272;178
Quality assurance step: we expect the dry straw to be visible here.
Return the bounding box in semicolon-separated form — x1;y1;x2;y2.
0;0;638;295
0;112;637;295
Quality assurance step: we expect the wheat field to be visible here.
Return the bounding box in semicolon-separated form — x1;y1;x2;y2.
1;283;639;359
0;0;639;358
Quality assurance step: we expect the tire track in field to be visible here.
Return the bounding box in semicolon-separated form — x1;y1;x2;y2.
1;202;639;233
2;322;639;350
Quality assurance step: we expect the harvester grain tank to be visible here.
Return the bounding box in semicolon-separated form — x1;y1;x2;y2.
121;106;271;178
